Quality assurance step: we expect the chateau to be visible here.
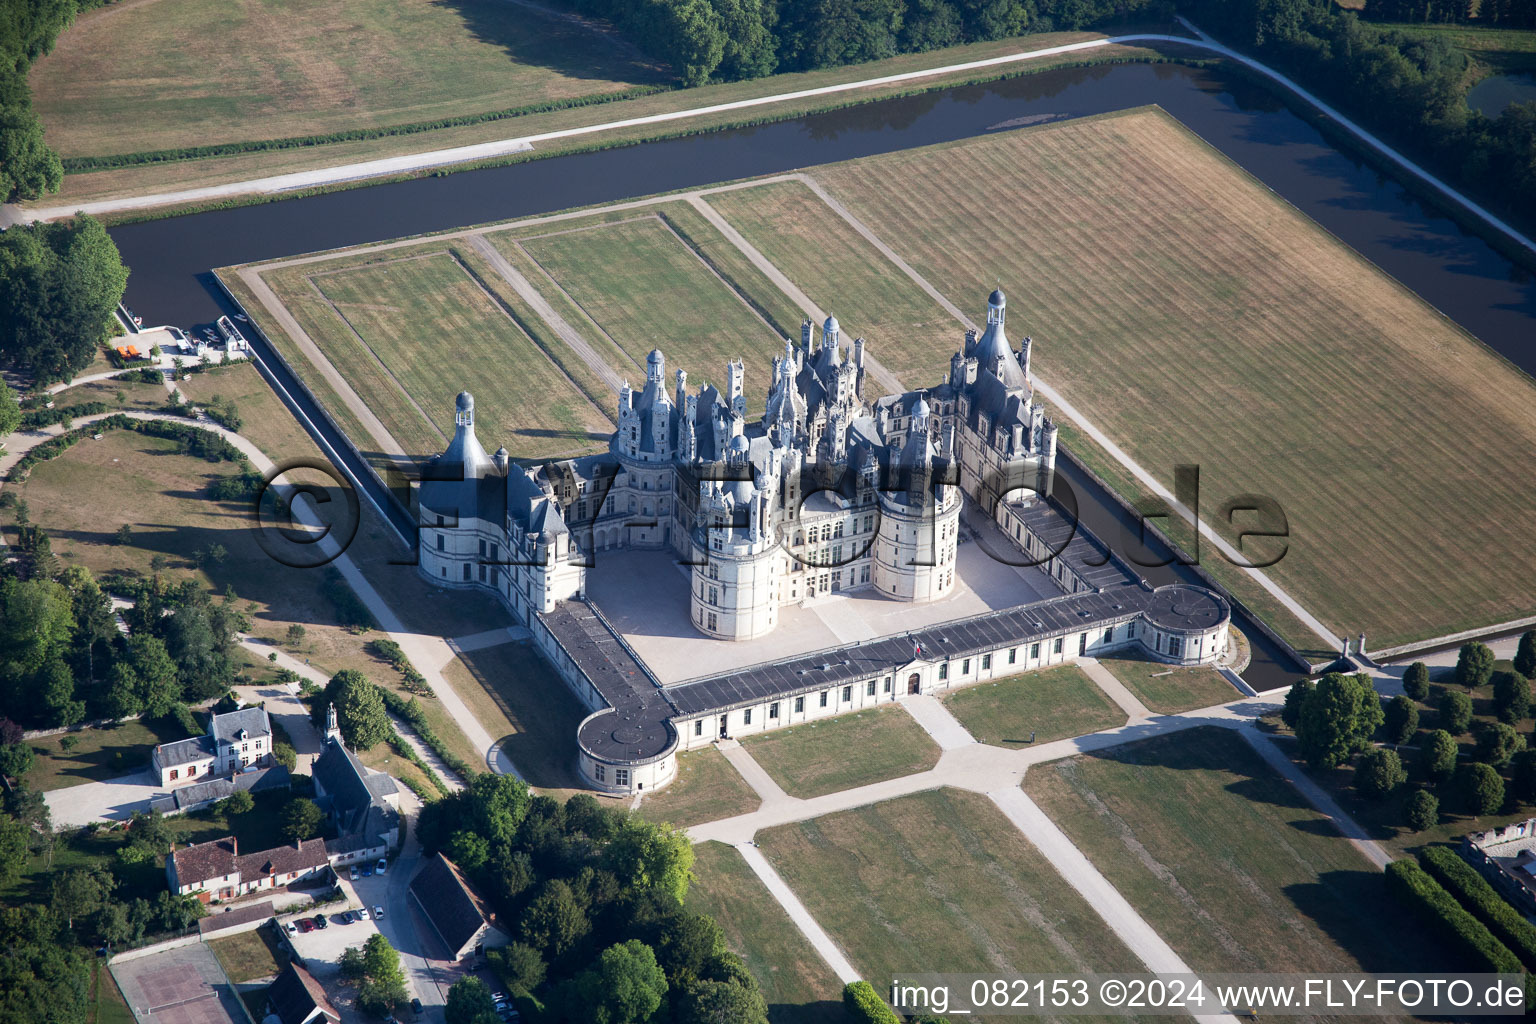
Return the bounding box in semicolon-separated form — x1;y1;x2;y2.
418;290;1232;794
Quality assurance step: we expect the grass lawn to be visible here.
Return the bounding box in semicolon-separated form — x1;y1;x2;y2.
208;925;288;983
706;180;960;383
758;788;1143;987
25;717;190;792
1381;22;1536;77
29;0;667;158
742;705;940;798
686;842;849;1024
504;212;787;412
942;665;1125;747
92;959;135;1024
636;747;760;828
811;106;1536;652
1096;655;1239;715
272;246;613;461
1023;727;1457;978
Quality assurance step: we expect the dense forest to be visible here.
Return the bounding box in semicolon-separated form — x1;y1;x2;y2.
1363;0;1536;27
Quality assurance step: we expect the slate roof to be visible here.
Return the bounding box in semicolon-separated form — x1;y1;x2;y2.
409;853;502;958
313;737;398;839
155;735;214;767
197;900;275;936
169;836;239;886
267;962;340;1024
210;707;272;745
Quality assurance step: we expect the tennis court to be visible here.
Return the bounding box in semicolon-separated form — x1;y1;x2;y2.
109;941;245;1024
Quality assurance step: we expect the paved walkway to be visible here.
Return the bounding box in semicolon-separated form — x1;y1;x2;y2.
898;694;976;751
716;739;792;804
448;625;531;653
736;842;861;985
1077;657;1152;720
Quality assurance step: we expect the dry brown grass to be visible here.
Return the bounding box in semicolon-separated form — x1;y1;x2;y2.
811;106;1536;649
635;747;760;828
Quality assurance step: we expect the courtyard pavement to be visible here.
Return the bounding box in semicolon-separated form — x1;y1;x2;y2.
45;769;161;828
586;540;1062;684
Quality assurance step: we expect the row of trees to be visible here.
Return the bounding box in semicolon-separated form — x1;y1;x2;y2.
550;0;1168;85
0;215;130;385
1178;0;1536;233
1362;0;1536;28
419;774;770;1024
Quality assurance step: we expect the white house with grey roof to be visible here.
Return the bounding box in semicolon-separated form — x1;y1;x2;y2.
416;289;1232;794
150;706;274;788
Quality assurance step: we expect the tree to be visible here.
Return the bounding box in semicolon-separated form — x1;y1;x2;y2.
95;902;132;948
0;381;19;438
1281;678;1313;729
320;670;390;751
282;798;324;842
0;815;29;888
1418;729;1458;783
113;525;132;547
1384;695;1418;745
1438;688;1473;735
1402;661;1430;701
1473;721;1524;766
678;979;770;1024
1295;673;1383;769
520;879;590;960
0;738;34;780
1456;762;1505;816
162;592;242;702
1405;788;1439;832
357;934;408;1016
1492;670;1531;724
488;942;546;995
445;977;501;1024
50;865;113;930
1515;630;1536;679
1512;749;1536;802
223;790;254;815
1355;747;1406;800
563;940;668;1024
1454;641;1496;689
0;578;77;728
286;624;306;647
0;216;128;384
605;816;695;905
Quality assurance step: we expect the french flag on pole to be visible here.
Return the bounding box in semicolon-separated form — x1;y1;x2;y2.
912;639;924;659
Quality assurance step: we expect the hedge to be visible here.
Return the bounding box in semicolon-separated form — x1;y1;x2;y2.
843;981;901;1024
379;687;476;781
1421;846;1536;970
21;401;109;429
386;729;451;797
1385;860;1522;973
116;368;166;384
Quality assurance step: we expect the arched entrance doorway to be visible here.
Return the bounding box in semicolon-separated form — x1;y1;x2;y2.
907;673;921;694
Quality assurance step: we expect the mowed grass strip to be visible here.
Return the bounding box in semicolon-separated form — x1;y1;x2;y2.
705;180;960;383
758;788;1144;988
29;0;666;157
742;705;940;798
1023;727;1455;977
510;214;787;412
636;747;760;829
813;107;1536;649
686;842;848;1024
942;664;1126;747
307;249;613;459
1095;656;1238;715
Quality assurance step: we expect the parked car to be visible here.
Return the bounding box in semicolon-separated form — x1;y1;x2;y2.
377;858;388;875
410;998;423;1015
349;865;359;881
362;864;373;877
297;919;314;933
357;907;371;921
373;905;385;919
313;915;327;930
284;921;297;935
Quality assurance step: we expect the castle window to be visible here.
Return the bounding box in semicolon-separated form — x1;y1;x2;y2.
437;535;444;551
1104;628;1114;645
694;720;703;736
769;703;779;719
860;566;869;583
864;515;873;532
464;564;472;581
1169;637;1183;658
1127;621;1137;639
939;663;948;680
1053;638;1063;655
1079;633;1087;656
834;521;844;538
841;685;851;702
708;586;718;605
615;768;630;786
743;708;752;725
707;612;717;631
819;691;828;708
441;567;446;577
479;539;486;557
170;769;178;780
982;654;992;670
866;680;876;697
795;697;805;713
1030;643;1040;659
1008;648;1017;664
479;565;487;582
962;658;970;674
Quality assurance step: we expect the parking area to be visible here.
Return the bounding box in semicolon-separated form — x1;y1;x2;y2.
279;878;381;975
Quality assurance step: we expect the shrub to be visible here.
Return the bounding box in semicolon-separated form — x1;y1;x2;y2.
1455;642;1496;689
1438;688;1472;735
1421;846;1536;971
1384;860;1521;975
1405;788;1439;832
843;981;901;1024
1492;670;1531;724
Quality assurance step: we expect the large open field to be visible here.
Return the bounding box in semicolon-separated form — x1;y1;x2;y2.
29;0;667;158
686;842;848;1024
807;106;1536;650
757;788;1144;990
1023;727;1456;977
